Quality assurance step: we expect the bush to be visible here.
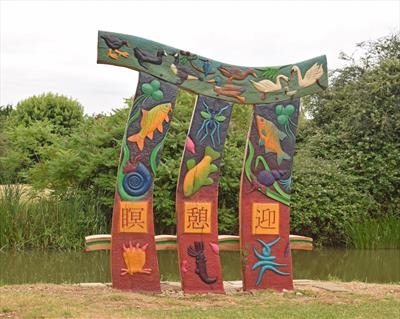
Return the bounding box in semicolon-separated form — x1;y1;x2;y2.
290;149;378;247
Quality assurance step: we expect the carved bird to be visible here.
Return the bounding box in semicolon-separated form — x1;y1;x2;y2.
291;63;326;89
133;48;167;69
208;75;246;103
200;59;213;77
101;35;129;60
170;53;202;84
218;66;257;82
250;75;289;100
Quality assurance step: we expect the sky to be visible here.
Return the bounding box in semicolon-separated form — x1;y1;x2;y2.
1;0;399;115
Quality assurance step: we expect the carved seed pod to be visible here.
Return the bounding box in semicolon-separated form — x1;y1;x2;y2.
122;162;152;196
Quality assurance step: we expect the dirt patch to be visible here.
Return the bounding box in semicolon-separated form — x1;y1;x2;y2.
294;280;400;297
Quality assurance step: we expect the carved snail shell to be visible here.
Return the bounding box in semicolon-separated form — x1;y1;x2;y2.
122;162;152;196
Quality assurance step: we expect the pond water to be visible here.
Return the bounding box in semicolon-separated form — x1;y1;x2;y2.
0;249;399;285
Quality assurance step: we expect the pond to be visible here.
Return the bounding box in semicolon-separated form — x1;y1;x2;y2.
0;249;399;285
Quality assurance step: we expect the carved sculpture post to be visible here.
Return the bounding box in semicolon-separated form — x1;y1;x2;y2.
108;72;178;292
97;30;327;293
240;99;300;291
176;96;233;293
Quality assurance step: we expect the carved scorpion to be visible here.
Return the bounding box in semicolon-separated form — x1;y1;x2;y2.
187;241;217;284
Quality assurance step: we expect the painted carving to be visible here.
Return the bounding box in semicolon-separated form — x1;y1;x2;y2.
176;96;233;293
252;203;280;235
255;115;290;165
187;241;217;284
183;146;220;197
122;162;152;197
120;201;148;233
128;102;172;151
251;75;289;100
257;169;286;188
275;104;296;142
196;101;230;147
170;52;202;84
185;136;196;154
208;76;246;103
140;80;164;102
97;30;328;293
121;242;152;275
209;242;220;255
98;30;328;104
290;63;326;89
100;35;129;60
252;237;289;286
181;260;188;273
184;202;212;234
134;48;167;69
217;66;257;82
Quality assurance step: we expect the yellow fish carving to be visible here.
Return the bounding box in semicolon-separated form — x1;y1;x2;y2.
183;146;220;197
255;115;290;165
128;103;172;151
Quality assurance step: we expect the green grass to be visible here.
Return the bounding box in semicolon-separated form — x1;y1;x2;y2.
0;283;399;319
347;216;400;249
0;184;108;251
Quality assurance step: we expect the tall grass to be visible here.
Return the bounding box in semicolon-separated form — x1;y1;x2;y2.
347;216;400;249
0;185;109;251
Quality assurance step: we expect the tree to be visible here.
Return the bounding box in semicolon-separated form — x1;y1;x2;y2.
27;107;128;213
0;93;85;182
9;92;84;135
301;33;400;218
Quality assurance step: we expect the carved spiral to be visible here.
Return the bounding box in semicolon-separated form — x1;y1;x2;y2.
122;162;152;197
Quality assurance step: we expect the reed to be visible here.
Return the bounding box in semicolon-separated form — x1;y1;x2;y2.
0;185;108;251
347;216;400;249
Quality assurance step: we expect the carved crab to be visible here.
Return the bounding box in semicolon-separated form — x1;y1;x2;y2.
121;242;152;276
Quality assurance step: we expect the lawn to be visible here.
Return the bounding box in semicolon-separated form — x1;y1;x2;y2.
0;281;399;318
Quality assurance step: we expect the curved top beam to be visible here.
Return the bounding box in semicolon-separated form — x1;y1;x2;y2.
97;30;328;104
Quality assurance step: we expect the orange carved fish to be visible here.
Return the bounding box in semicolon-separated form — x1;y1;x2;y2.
255;115;290;165
128;103;172;151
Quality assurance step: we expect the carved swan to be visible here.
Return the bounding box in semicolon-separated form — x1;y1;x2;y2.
291;63;326;89
250;74;289;100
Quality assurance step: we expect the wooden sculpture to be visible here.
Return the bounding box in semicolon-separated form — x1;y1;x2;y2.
97;30;328;293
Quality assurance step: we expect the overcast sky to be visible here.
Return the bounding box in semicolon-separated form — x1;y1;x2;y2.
1;0;399;115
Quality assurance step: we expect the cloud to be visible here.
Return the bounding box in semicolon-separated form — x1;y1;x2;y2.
1;0;399;114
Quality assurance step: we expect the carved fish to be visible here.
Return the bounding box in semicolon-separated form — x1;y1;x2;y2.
255;115;290;165
183;146;220;197
128;103;172;151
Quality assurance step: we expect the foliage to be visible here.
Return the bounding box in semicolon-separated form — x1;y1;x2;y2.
302;33;400;218
218;103;252;234
9;92;84;135
290;149;377;246
27;108;128;215
346;216;400;249
0;185;107;251
0;105;13;172
0;104;12;126
1;34;398;248
0;93;85;182
0;120;59;182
